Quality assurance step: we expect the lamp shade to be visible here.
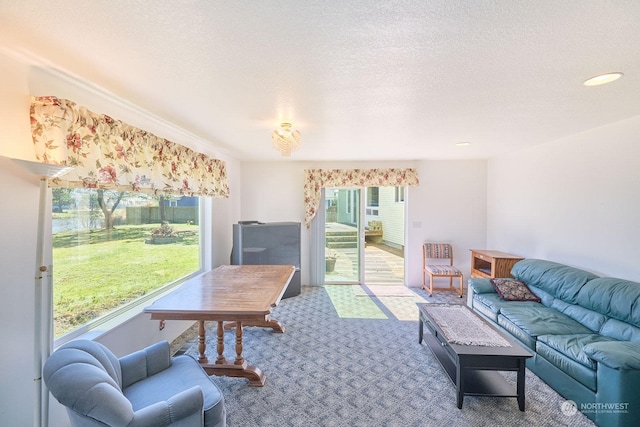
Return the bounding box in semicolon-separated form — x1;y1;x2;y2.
10;158;74;178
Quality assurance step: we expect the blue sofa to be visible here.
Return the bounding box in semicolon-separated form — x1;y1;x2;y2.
467;259;640;427
44;340;226;427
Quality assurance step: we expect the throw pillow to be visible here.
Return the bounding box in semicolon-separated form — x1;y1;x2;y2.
490;278;541;302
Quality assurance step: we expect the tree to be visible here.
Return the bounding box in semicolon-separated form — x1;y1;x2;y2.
159;195;166;222
97;190;125;230
52;188;74;213
156;195;181;223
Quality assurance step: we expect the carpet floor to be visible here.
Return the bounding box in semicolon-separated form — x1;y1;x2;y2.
174;285;595;427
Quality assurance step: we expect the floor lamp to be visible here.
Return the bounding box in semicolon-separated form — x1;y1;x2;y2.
11;158;73;427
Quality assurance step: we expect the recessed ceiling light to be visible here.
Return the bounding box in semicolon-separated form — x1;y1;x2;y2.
456;142;471;146
583;72;623;86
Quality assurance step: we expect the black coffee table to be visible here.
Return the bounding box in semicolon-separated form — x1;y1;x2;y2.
418;303;533;410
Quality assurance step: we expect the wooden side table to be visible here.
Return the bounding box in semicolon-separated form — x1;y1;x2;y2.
470;250;523;278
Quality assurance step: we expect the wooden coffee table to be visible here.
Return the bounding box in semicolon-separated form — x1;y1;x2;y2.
418;303;533;410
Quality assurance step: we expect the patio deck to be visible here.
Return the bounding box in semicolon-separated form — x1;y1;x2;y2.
325;222;404;285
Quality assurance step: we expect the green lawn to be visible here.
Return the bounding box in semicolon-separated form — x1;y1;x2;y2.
53;224;199;337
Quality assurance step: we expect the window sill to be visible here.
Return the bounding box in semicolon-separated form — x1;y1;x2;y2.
54;271;201;347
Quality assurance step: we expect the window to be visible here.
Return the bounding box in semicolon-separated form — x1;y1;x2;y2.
395;186;405;202
365;187;380;217
367;187;379;207
52;188;201;339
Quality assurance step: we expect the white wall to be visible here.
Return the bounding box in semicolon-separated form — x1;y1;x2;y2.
487;115;640;280
240;160;488;288
210;162;243;266
406;160;488;287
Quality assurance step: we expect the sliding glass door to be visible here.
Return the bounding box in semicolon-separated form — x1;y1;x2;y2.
363;186;405;285
324;188;362;284
323;186;406;286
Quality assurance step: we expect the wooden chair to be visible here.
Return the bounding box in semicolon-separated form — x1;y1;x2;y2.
422;243;464;297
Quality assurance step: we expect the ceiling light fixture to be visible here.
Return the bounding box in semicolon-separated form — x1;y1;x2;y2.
272;122;301;157
583;72;624;86
456;142;471;146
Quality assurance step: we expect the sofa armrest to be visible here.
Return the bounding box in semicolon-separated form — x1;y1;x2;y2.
129;386;204;427
468;278;496;295
584;341;640;370
120;341;172;388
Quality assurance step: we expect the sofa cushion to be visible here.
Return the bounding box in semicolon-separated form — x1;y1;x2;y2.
549;298;608;332
536;335;613;391
575;277;640;328
490;278;541;302
472;293;501;322
498;305;594;349
500;305;594;336
527;285;555;307
473;292;542;322
498;314;537;349
468;278;496;295
536;343;595;390
538;334;617;370
600;318;640;342
583;341;640;370
511;259;597;303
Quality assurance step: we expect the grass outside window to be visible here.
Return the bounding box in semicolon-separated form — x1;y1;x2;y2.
52;190;200;338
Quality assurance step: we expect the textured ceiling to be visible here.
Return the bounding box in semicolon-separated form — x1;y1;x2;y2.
1;1;639;161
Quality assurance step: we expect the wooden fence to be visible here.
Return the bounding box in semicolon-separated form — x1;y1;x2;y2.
126;206;199;225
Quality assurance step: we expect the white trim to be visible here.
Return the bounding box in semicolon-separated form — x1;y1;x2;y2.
309;192;326;285
359;189;366;284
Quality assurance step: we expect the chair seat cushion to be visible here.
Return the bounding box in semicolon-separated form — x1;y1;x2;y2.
124;355;225;427
424;265;462;275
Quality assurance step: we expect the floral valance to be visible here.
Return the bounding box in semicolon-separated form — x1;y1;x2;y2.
303;168;419;228
30;96;229;198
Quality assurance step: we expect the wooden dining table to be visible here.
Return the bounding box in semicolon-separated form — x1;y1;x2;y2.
144;264;295;386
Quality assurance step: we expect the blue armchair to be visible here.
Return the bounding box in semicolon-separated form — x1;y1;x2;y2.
43;340;226;427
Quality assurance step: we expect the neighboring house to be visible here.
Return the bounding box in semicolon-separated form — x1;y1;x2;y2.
331;186;406;250
161;196;198;207
377;186;404;250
